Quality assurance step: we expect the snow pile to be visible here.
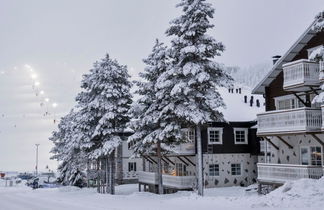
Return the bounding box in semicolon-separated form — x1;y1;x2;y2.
309;45;324;61
218;85;264;121
313;11;324;32
253;178;324;208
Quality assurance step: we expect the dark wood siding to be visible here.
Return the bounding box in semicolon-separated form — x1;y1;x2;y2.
264;31;324;111
200;121;261;155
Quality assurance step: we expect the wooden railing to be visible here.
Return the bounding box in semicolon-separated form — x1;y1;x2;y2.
283;59;319;89
257;107;322;135
257;163;323;183
138;171;196;189
320;61;324;81
172;142;195;155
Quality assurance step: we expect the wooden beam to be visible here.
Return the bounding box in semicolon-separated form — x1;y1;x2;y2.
177;156;189;166
183;156;196;167
293;93;308;107
276;136;293;149
145;156;157;164
310;87;319;95
163;156;175;165
142;156;153;164
263;137;279;151
161;157;169;164
310;134;324;147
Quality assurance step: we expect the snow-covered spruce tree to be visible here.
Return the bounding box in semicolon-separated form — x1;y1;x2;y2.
128;39;170;194
49;109;87;187
76;54;132;194
156;0;232;195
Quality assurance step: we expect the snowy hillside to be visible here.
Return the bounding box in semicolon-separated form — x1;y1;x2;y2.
1;178;324;210
219;85;265;121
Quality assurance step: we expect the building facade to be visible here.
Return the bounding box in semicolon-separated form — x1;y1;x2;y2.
252;12;324;193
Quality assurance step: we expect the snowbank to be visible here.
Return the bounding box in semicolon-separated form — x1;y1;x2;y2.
1;179;324;210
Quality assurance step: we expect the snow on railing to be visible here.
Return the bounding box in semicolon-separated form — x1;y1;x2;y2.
257;163;323;183
257;107;322;135
138;171;196;189
283;59;320;89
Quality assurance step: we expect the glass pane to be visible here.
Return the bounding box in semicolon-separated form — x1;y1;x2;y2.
301;148;309;165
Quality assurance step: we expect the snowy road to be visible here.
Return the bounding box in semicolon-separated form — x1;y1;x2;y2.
1;180;324;210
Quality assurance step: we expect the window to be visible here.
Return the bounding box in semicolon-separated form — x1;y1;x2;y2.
187;128;195;142
128;162;136;172
300;146;322;166
175;163;187;176
234;128;248;144
128;141;135;150
311;146;322;166
209;164;219;176
208;128;223;144
231;163;241;176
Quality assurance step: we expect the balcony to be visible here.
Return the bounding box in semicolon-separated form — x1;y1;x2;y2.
319;61;324;82
257;163;323;184
257;107;322;136
283;59;320;91
171;142;195;155
138;171;196;189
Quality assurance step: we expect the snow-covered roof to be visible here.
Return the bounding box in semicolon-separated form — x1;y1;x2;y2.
218;85;264;122
252;19;318;94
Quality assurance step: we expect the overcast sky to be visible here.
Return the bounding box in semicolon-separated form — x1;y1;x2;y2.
0;0;323;172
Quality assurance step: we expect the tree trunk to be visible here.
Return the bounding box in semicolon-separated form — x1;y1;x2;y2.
105;156;109;194
107;151;115;195
196;125;204;196
96;160;100;193
156;141;163;194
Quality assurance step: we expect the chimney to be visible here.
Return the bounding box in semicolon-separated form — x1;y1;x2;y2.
272;55;281;65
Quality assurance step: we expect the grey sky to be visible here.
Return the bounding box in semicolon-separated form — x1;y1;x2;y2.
0;0;323;172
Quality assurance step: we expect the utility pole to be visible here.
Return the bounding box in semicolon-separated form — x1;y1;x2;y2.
35;144;40;176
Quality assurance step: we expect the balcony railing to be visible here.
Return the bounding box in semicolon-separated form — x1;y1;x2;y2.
138;171;196;189
257;163;323;183
319;61;324;81
283;59;320;90
257;107;322;135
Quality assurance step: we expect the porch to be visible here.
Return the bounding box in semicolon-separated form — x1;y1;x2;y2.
257;107;322;136
283;59;320;91
257;163;323;184
138;171;196;190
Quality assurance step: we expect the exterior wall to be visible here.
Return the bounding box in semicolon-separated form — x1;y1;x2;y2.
201;122;260;155
120;140;143;182
203;153;258;188
265;134;324;165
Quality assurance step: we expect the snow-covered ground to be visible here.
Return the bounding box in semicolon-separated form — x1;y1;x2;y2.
1;178;324;210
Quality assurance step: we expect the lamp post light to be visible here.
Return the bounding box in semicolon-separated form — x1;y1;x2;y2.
35;144;40;176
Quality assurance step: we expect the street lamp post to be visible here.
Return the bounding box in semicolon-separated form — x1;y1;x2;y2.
35;144;40;176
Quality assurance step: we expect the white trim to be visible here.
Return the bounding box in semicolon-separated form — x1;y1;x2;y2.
230;163;242;176
233;128;248;144
207;127;223;145
208;164;220;177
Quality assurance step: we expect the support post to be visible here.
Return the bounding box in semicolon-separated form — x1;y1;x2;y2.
156;141;164;194
196;125;204;196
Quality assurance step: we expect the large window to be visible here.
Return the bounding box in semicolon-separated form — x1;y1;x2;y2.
231;163;241;176
128;162;137;172
208;128;223;144
234;128;248;144
300;146;322;166
311;146;322;166
209;164;219;176
175;163;187;176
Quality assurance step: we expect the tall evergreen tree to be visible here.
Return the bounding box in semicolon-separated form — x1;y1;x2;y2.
155;0;233;195
129;39;170;194
76;54;132;194
49;109;87;187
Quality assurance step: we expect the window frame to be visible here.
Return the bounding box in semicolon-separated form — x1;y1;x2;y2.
128;162;137;172
207;127;223;145
208;164;220;176
230;163;242;176
234;128;248;144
